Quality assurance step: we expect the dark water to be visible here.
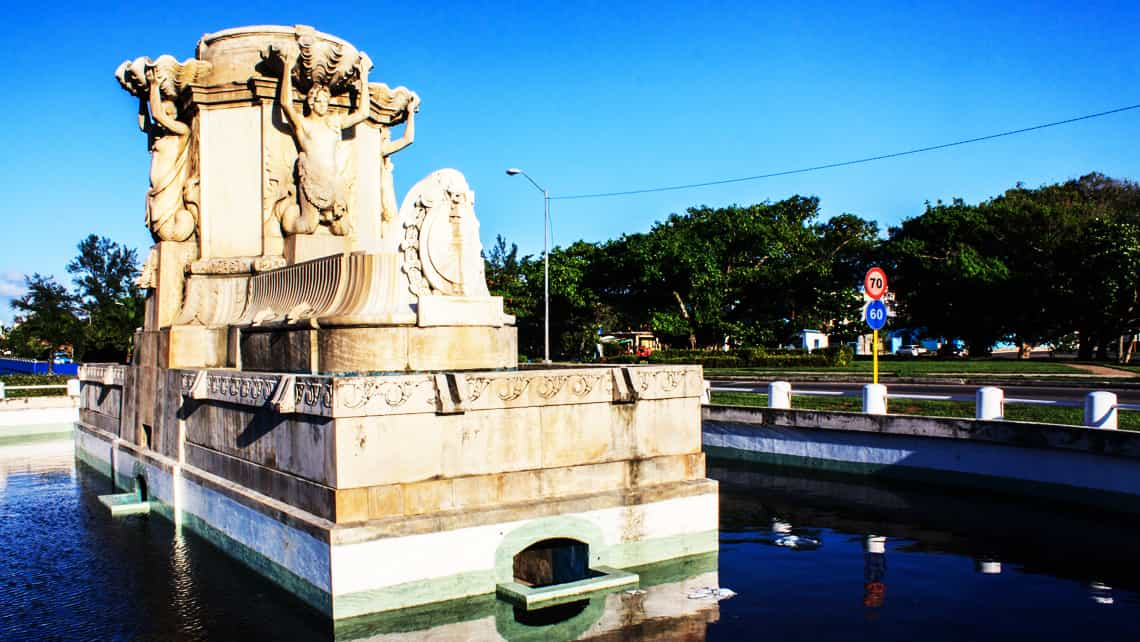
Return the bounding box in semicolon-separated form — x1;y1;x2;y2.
3;437;1140;641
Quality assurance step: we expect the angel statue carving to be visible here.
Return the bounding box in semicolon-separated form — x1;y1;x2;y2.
116;56;208;242
377;87;419;227
268;44;371;237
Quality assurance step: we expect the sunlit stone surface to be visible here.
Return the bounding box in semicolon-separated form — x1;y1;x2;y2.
75;24;719;619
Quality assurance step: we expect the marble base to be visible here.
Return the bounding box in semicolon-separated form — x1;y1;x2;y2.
240;325;517;373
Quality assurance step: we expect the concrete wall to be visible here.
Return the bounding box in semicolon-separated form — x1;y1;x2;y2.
0;396;79;440
703;404;1140;510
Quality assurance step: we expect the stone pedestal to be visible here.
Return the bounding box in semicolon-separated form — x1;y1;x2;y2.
75;363;717;619
240;325;517;373
417;295;510;327
284;232;354;264
143;241;198;330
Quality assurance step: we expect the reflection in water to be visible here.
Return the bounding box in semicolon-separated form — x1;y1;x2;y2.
169;534;204;635
0;437;75;494
334;555;721;641
975;558;1003;575
710;457;1140;641
863;535;887;609
7;437;1140;640
720;516;823;551
1091;582;1114;605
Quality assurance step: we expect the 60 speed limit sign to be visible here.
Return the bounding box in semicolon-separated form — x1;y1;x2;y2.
864;267;888;300
865;300;888;331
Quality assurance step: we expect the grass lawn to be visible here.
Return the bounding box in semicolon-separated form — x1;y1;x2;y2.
708;358;1091;378
0;374;71;398
710;390;1140;431
1094;362;1140;374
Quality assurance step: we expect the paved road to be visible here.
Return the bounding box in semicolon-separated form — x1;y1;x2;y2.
709;380;1140;408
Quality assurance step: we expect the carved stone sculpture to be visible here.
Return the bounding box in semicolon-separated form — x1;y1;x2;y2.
372;84;419;229
401;169;490;298
116;55;211;242
266;29;371;238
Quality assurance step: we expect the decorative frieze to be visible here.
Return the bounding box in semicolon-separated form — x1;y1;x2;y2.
167;365;697;417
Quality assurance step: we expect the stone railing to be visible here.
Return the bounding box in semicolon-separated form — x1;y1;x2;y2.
78;364;127;386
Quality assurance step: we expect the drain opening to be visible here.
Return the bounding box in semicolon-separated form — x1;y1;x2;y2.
136;475;148;502
513;599;590;626
513;538;592;588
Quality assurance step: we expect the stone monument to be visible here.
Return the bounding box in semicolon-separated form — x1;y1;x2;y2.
76;25;718;621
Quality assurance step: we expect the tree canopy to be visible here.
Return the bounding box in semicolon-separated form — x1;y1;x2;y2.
487;172;1140;362
7;235;143;365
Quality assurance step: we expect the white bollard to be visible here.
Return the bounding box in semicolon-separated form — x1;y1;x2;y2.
1084;391;1118;429
67;378;81;398
768;381;792;409
976;386;1004;420
862;384;888;415
0;381;5;399
700;380;711;405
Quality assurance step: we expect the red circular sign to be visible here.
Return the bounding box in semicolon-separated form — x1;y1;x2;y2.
864;267;888;300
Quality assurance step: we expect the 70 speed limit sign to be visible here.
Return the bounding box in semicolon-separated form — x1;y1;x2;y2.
864;267;888;300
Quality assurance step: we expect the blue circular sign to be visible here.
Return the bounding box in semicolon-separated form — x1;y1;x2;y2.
865;300;888;331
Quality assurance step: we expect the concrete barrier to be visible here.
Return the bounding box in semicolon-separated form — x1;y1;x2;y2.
862;384;887;415
702;404;1140;513
768;381;792;409
1085;391;1118;430
976;386;1004;420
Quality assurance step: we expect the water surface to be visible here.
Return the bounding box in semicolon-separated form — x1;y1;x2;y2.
3;436;1140;640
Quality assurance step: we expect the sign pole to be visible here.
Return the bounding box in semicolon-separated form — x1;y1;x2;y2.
873;330;878;384
864;267;888;387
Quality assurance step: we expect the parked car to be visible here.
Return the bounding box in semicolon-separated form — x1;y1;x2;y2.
52;352;73;365
939;344;968;358
895;344;925;357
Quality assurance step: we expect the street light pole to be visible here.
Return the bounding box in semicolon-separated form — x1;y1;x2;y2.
506;168;552;364
543;188;550;365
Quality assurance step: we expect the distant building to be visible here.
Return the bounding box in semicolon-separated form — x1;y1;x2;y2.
600;331;661;356
798;329;829;352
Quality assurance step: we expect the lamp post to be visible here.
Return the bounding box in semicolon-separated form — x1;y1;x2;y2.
506;168;551;364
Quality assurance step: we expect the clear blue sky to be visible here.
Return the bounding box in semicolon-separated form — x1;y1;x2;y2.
2;1;1138;323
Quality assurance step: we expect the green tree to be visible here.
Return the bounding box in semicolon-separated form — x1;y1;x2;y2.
66;235;143;362
886;199;1010;355
800;214;881;344
9;274;81;373
888;173;1140;360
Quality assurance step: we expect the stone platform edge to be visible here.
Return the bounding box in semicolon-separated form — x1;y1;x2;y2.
703;404;1140;511
75;421;718;619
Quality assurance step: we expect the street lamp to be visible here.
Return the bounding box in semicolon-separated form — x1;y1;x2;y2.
506;168;551;364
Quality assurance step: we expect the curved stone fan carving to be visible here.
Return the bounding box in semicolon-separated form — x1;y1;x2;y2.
370;82;418;115
290;25;367;95
115;55;212;98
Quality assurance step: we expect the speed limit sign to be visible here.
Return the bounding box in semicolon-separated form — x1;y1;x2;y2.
864;267;888;300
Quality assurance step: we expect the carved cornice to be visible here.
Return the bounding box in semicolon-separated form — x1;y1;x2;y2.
188;78;408;125
169;365;699;418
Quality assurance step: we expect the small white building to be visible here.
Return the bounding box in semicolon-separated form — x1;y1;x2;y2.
799;329;829;352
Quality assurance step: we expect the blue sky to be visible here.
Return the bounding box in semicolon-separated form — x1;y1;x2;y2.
1;1;1138;323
